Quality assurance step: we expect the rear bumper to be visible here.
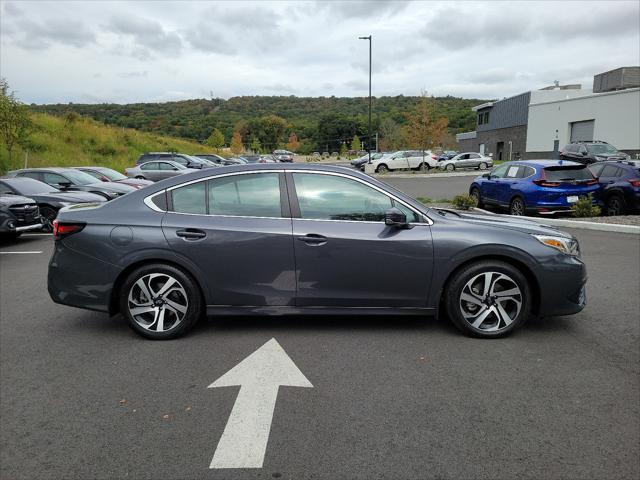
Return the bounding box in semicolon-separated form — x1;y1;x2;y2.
48;241;122;313
535;255;587;317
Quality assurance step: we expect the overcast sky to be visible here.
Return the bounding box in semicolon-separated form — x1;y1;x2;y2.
1;0;639;104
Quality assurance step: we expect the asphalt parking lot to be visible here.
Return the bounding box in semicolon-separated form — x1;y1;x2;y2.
1;225;638;480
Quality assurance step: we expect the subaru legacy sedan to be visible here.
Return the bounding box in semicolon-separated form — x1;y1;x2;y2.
48;164;587;340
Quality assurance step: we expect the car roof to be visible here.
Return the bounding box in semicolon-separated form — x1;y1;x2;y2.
13;167;73;172
507;160;584;168
597;160;640;168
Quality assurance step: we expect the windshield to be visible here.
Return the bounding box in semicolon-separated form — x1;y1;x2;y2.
5;178;59;194
96;168;127;181
544;166;593;181
63;170;103;185
587;144;617;154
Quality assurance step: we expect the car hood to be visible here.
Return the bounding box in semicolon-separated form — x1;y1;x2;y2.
87;181;136;193
29;191;107;203
433;209;572;238
0;194;36;207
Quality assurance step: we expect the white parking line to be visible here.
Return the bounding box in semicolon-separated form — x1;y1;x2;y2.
0;251;43;255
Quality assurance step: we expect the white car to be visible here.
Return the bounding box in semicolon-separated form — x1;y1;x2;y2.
371;150;438;173
438;152;493;171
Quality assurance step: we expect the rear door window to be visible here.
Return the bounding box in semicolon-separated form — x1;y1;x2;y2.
208;173;282;218
141;162;158;171
517;166;535;178
43;172;69;185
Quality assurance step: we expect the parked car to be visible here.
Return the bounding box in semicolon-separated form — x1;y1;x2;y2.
49;164;587;340
241;156;275;164
74;166;153;189
469;160;599;216
273;150;294;162
7;168;136;200
194;154;242;166
0;177;106;231
350;152;389;169
125;160;191;182
136;152;210;169
439;152;493;171
0;193;42;239
588;160;640;215
371;150;438;173
559;141;630;164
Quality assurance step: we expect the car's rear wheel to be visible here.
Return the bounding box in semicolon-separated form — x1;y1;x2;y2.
119;264;203;340
478;162;488;170
416;162;430;171
509;197;525;216
470;187;484;208
446;163;455;171
135;175;146;180
40;206;57;232
445;260;531;338
605;194;625;216
376;164;389;173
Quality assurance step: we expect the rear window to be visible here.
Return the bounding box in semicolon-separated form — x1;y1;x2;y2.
544;166;593;181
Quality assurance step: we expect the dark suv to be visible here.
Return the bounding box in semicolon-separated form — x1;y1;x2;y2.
136;153;208;169
0;193;43;239
560;141;630;164
588;160;640;215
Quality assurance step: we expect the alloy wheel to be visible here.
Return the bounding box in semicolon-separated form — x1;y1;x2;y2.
376;164;388;173
459;271;522;332
510;198;524;216
446;164;454;171
479;162;487;170
607;196;622;216
127;273;189;332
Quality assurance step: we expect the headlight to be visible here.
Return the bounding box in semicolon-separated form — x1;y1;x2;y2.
595;155;606;161
532;234;580;256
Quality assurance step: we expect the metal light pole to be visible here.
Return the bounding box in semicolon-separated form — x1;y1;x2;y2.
359;35;372;163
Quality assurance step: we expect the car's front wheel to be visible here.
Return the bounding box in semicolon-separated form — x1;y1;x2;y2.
376;164;389;173
478;162;488;170
470;187;484;208
119;264;203;340
40;206;57;232
445;260;531;338
445;163;455;171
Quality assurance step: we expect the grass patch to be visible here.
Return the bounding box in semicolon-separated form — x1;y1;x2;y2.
416;196;453;204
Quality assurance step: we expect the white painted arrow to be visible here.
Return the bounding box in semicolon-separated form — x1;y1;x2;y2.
208;338;313;469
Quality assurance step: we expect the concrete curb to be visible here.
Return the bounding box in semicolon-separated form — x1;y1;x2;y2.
471;207;640;234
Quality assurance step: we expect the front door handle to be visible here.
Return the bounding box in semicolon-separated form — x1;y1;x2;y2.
176;228;206;240
297;234;327;246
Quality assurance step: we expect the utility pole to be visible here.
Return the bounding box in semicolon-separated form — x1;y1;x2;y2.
359;35;372;163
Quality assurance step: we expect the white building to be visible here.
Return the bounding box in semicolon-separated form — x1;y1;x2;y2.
526;87;640;157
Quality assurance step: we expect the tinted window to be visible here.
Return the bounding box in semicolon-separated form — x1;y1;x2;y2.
20;171;42;181
141;162;159;171
544;167;593;181
172;156;188;166
208;173;282;217
43;172;68;185
490;164;510;178
96;168;127;181
0;181;14;195
589;163;606;177
600;165;621;177
3;178;56;194
517;166;535;178
159;162;177;171
171;182;207;214
293;173;417;222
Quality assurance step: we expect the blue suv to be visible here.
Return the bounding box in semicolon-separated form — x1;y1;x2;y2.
469;160;599;216
588;160;640;215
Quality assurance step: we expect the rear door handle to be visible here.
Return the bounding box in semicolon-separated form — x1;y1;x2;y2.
176;229;206;240
297;234;327;245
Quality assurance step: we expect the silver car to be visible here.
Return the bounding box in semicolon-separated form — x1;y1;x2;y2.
125;160;191;182
438;152;493;171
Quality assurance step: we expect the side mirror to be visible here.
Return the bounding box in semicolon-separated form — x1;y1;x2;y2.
482;173;491;179
581;150;588;156
58;181;72;189
385;207;409;228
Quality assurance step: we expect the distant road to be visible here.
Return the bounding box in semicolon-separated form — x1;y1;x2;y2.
379;175;474;199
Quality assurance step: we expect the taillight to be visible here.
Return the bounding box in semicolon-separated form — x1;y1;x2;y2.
628;179;640;187
53;220;85;240
533;179;561;187
585;179;598;186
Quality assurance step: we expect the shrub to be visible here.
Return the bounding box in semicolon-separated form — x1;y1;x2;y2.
452;194;478;210
571;194;601;218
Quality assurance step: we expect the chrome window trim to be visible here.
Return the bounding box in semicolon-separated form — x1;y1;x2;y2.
143;168;433;225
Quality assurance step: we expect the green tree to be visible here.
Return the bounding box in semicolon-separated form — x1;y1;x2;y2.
0;78;32;168
205;128;225;150
379;118;404;151
250;136;262;153
405;92;449;153
340;142;347;157
351;135;362;152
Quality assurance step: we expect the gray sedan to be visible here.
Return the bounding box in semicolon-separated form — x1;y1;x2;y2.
438;152;493;171
48;164;586;340
125;160;191;182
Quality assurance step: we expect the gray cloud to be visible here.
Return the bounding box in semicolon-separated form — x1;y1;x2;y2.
315;0;410;19
6;18;95;49
3;2;23;16
105;15;182;57
117;71;149;79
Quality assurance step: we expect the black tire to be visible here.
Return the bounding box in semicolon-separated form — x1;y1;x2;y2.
605;194;625;216
445;163;455;171
509;197;525;216
40;206;57;232
470;187;484;208
119;263;203;340
478;162;488;170
445;260;531;338
416;162;430;171
376;164;389;173
135;176;146;180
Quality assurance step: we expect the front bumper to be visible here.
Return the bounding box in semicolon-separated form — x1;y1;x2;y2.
535;254;587;317
0;217;44;233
